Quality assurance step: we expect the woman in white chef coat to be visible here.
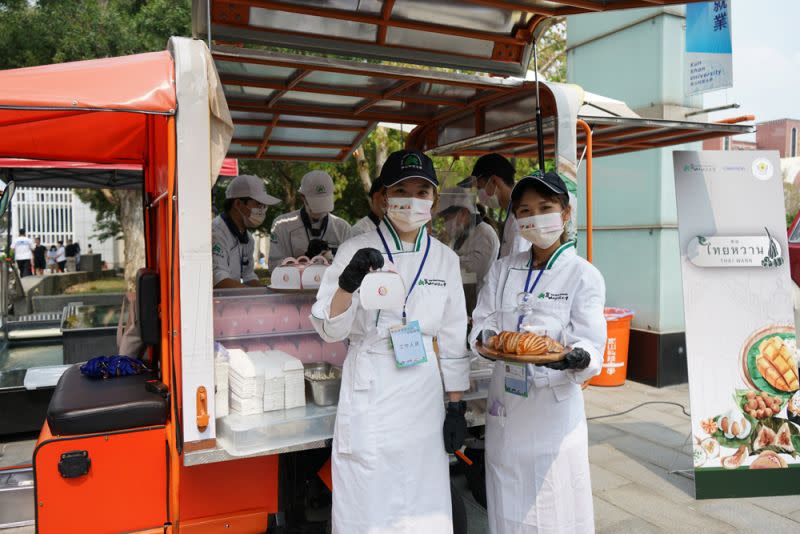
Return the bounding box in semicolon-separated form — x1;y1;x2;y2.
471;171;607;534
311;149;470;534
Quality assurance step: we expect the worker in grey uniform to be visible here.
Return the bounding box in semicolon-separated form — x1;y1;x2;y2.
460;153;526;258
268;170;351;265
212;174;280;289
437;187;500;294
350;177;385;237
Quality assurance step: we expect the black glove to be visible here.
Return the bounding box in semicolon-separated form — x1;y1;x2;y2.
443;401;467;453
305;239;330;258
338;248;384;293
544;347;591;371
480;329;498;345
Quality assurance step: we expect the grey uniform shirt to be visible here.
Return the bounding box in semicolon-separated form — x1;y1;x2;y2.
499;210;528;258
457;221;501;293
350;213;381;237
212;214;257;286
269;209;352;265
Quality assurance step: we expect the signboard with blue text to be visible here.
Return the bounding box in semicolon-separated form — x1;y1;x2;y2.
685;1;733;95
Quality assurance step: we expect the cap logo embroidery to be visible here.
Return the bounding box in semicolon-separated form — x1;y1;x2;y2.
315;184;327;194
401;153;422;170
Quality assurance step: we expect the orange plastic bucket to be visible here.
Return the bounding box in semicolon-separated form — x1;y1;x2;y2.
589;308;634;387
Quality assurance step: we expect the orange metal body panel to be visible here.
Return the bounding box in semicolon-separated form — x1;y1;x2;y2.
33;423;168;533
180;511;267;533
179;455;279;521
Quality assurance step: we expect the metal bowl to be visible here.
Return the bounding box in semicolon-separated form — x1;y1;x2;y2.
304;362;342;406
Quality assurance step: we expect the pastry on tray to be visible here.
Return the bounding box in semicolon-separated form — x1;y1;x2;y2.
487;331;564;356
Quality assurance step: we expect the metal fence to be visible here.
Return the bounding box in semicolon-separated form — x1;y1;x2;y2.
12;187;73;246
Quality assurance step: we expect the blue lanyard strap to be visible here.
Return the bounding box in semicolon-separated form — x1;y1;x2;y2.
376;227;431;324
518;250;545;331
523;250;545;294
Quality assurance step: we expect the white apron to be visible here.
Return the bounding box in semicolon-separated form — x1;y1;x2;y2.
311;219;470;534
471;242;607;534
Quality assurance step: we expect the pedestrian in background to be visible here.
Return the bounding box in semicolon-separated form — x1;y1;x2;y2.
11;228;33;277
33;237;47;275
56;241;66;273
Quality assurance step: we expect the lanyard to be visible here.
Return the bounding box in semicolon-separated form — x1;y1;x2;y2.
517;250;545;331
376;226;431;324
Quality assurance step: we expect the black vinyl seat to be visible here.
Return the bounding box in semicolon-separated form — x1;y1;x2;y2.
46;365;167;436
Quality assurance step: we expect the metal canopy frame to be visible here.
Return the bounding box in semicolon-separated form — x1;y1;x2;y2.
195;1;708;77
215;45;524;161
425;115;756;160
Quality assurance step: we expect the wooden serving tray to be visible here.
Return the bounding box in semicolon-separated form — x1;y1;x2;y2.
476;340;567;364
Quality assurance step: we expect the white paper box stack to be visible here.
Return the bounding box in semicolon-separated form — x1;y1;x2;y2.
228;349;274;415
257;350;306;410
214;344;230;418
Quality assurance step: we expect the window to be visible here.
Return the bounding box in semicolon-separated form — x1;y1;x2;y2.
723;136;730;151
791;127;797;158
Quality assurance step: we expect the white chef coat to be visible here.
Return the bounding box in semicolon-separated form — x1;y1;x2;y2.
470;241;606;534
269;209;351;265
350;213;381;237
311;218;469;534
11;236;33;261
499;207;528;258
455;220;500;294
211;214;258;286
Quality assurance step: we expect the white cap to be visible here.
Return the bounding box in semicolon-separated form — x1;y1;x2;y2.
299;170;335;214
436;187;477;215
225;175;280;206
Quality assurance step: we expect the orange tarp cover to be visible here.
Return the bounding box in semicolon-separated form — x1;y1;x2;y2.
0;51;175;164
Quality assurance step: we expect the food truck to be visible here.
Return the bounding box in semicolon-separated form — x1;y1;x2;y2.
0;1;754;531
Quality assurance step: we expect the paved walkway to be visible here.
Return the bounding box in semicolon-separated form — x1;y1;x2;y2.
4;380;800;533
585;380;800;533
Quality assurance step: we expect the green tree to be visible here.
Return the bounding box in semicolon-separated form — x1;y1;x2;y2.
0;0;192;289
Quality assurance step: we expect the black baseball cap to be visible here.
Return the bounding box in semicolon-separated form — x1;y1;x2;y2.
511;171;568;202
378;149;438;187
458;153;515;187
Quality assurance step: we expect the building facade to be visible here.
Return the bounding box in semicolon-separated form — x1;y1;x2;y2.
10;187;122;268
704;118;799;157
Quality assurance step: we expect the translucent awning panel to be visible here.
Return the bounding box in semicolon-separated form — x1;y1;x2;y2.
194;0;711;77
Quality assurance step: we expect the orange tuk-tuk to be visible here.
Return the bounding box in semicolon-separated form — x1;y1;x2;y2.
0;1;753;531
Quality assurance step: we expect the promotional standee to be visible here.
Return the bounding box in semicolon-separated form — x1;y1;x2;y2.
674;151;800;499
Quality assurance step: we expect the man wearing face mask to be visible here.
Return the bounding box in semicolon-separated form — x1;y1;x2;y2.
437;187;500;294
212;174;280;289
269;170;352;265
460;153;527;259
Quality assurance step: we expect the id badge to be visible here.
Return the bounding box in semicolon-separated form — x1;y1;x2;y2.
504;362;528;397
390;320;428;368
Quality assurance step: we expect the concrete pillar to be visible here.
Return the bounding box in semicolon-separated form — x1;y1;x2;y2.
567;6;702;385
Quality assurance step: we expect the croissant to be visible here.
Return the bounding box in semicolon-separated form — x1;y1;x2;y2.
518;334;548;355
502;332;522;354
546;337;564;353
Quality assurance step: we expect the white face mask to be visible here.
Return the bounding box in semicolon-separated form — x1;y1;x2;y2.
517;212;564;249
478;179;501;210
239;204;266;228
386;197;433;233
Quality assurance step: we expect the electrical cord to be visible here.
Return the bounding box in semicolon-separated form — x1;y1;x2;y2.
587;401;690;421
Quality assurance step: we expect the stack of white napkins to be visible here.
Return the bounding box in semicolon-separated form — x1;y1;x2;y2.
228;349;271;415
214;344;230;418
253;350;306;411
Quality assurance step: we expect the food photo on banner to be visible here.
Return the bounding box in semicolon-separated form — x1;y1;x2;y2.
673;150;800;499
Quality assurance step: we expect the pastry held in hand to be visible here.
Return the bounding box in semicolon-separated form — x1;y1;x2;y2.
489;331;561;355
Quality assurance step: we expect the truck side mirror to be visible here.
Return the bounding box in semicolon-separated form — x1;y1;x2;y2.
0;181;16;217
